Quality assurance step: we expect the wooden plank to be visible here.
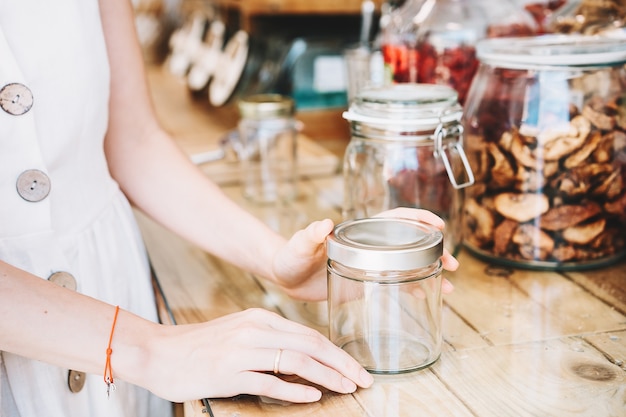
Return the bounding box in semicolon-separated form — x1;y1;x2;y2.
205;391;367;417
354;370;475;417
198;135;340;186
135;209;278;323
147;66;237;146
218;178;343;237
443;251;626;346
442;302;491;351
564;260;626;316
511;267;626;336
444;251;564;346
585;330;626;371
434;337;626;417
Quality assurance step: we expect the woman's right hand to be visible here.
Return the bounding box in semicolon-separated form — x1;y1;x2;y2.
138;308;374;403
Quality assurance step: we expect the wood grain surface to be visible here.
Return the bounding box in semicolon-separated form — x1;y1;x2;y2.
142;65;626;417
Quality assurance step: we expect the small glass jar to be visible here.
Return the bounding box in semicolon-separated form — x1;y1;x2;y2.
462;35;626;270
327;217;444;374
342;83;475;255
235;94;297;204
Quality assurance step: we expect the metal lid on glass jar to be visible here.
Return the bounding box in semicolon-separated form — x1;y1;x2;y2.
238;94;295;119
476;34;626;68
327;218;443;271
342;84;463;131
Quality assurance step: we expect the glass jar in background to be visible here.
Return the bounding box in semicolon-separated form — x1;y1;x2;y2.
342;83;475;255
462;35;626;270
235;94;298;204
414;0;489;104
518;0;568;34
379;0;430;83
416;0;539;104
482;0;539;38
380;0;537;104
548;0;626;35
327;217;444;374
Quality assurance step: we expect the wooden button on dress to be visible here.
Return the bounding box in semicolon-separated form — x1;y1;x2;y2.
47;271;85;392
0;83;34;115
48;271;77;291
16;169;51;202
68;370;87;393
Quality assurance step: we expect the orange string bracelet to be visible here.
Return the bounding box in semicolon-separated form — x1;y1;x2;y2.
104;305;120;398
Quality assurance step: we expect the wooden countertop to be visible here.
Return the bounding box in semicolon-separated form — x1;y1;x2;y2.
141;64;626;417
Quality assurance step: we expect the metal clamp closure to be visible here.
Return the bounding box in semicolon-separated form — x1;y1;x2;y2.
433;122;475;189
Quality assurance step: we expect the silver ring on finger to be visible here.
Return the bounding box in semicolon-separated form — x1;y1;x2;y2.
273;349;283;375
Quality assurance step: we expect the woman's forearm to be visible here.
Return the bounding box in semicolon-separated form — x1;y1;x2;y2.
0;260;156;387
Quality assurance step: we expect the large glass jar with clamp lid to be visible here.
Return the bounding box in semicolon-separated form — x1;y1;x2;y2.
342;83;475;254
462;35;626;270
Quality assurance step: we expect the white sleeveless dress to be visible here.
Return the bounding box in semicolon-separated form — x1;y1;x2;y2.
0;1;173;416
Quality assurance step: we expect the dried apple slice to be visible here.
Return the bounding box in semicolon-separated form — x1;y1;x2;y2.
494;192;549;223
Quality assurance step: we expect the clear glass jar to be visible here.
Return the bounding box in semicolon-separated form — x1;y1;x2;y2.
417;0;539;103
379;0;429;84
549;0;625;35
518;0;568;34
235;94;298;204
462;35;626;270
327;217;444;374
414;0;489;104
342;83;475;255
380;0;537;104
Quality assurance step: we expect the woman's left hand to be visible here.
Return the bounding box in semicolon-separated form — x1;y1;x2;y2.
272;208;459;301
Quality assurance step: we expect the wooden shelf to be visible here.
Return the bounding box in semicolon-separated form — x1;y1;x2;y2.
182;0;384;34
211;0;385;16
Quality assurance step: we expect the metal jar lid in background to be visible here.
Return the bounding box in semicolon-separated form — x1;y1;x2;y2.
238;94;295;119
476;34;626;68
327;217;443;273
342;83;463;131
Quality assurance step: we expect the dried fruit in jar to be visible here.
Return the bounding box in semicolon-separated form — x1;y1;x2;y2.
463;89;626;264
550;0;626;35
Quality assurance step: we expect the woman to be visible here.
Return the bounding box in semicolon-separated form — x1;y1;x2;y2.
0;1;459;416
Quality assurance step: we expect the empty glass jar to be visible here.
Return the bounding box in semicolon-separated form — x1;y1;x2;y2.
236;94;298;204
327;217;444;374
462;35;626;270
342;83;475;254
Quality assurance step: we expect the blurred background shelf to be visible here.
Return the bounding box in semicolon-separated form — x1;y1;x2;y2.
210;0;385;15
